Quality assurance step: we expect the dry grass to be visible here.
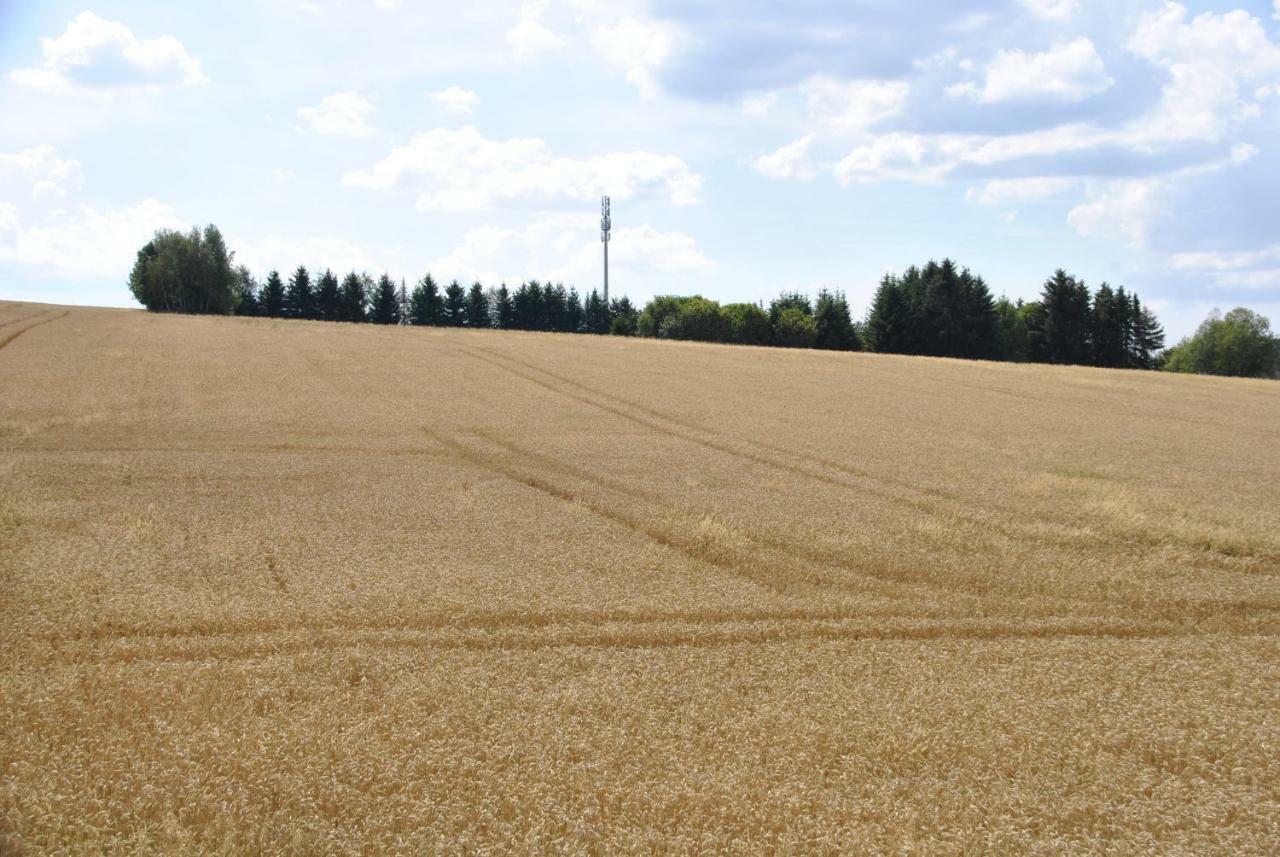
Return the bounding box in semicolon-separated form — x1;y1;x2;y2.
1;299;1278;854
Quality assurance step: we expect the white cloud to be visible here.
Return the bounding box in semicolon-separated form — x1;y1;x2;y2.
0;199;186;279
1170;245;1280;290
1066;145;1257;248
1020;0;1079;21
298;92;376;138
0;145;85;199
430;87;479;115
1067;179;1161;247
801;76;910;132
506;19;567;60
753;136;819;181
741;92;778;118
429;214;709;288
10;11;205;97
1126;3;1280;143
344;126;702;211
590;16;683;97
965;177;1079;206
949;39;1112;103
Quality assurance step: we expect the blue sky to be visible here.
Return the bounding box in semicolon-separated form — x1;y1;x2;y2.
2;0;1279;339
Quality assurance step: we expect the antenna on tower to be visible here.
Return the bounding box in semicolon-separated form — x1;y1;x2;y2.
601;195;611;305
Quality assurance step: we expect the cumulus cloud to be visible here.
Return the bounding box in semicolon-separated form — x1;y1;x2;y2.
0;199;186;279
430;87;479;115
965;177;1079;206
590;15;684;97
507;1;566;61
753;136;819;181
298;92;376;137
1126;3;1280;143
430;214;709;288
801;76;911;132
947;39;1112;104
343;126;702;211
10;11;205;96
1020;0;1079;20
0;145;85;199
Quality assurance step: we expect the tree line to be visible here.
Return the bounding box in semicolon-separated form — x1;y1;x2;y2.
128;225;1279;378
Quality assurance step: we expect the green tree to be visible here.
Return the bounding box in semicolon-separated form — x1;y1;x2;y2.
466;281;491;328
315;269;340;321
259;270;286;318
721;302;771;345
638;295;699;337
1130;293;1165;369
813;289;860;351
494;284;515;329
658;297;728;341
285;266;315;319
443;280;467;326
338;271;368;322
583;289;611;334
609;297;638;336
1163;307;1278;378
866;274;915;354
768;292;812;327
128;225;238;314
409;274;444;326
994;297;1032;362
773;307;819;348
1038;269;1093;365
233;266;259;316
370;273;400;325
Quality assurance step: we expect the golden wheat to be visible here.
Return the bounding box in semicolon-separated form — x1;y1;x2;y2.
1;299;1277;854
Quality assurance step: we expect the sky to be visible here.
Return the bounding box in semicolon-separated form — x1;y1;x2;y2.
1;0;1279;339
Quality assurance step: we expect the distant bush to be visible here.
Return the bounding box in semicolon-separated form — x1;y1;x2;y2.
772;307;818;348
658;297;729;342
128;225;237;314
721;303;771;345
1163;308;1280;378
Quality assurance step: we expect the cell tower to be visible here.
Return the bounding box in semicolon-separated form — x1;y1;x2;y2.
601;195;611;304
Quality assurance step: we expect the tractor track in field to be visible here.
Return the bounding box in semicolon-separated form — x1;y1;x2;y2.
0;311;68;353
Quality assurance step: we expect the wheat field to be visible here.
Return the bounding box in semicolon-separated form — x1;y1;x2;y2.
1;299;1278;854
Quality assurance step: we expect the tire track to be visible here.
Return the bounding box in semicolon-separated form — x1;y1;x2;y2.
0;311;69;353
0;310;50;330
37;615;1250;667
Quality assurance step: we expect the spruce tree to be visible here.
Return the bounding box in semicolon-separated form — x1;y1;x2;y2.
583;289;610;334
259;270;286;318
814;289;860;350
409;274;444;325
1090;283;1123;368
1039;269;1093;365
316;269;340;321
371;273;400;325
1130;293;1165;369
338;271;368;322
465;281;491;327
609;296;639;336
443;280;467;326
494;284;515;329
285;266;315;319
866;275;914;354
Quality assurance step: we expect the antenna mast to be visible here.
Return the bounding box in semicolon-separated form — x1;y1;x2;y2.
601;195;611;305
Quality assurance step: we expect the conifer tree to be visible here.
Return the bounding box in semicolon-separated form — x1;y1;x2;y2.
1039;269;1093;365
338;271;368;322
583;289;610;334
397;279;409;325
409;274;444;326
494;284;515;329
813;290;860;350
609;296;639;336
866;275;914;354
285;266;315;319
259;270;286;318
1130;293;1165;369
443;280;467;326
465;281;491;327
315;269;340;321
371;273;400;325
